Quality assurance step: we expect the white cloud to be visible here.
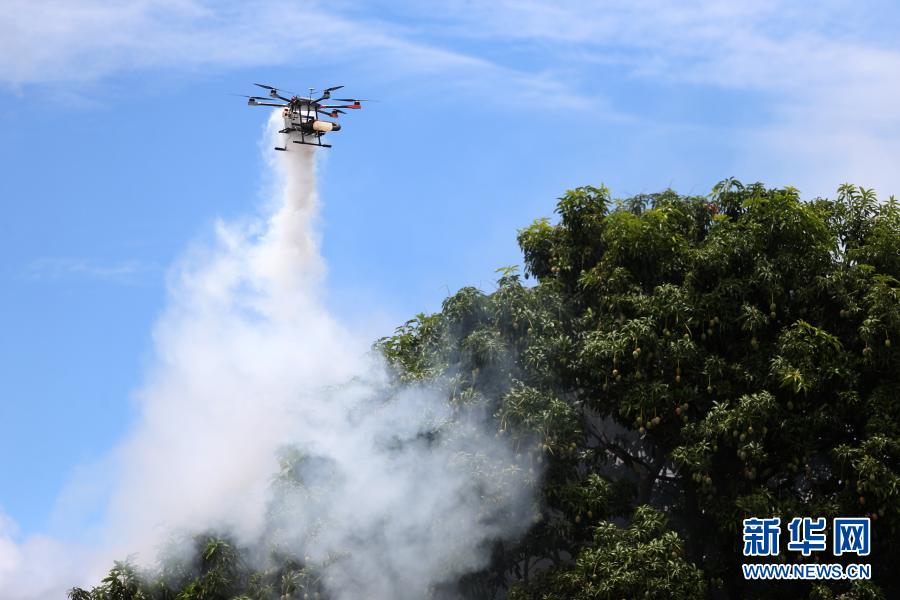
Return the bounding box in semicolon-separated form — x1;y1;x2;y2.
25;257;158;284
417;0;900;195
0;508;98;599
11;0;897;194
0;0;586;107
0;510;20;573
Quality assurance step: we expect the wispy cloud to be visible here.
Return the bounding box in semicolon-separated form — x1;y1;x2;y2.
0;507;91;599
25;257;159;285
2;1;898;191
390;0;900;195
0;0;589;108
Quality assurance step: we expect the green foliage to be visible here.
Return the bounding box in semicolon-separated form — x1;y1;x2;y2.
78;181;900;599
508;506;706;600
383;182;899;598
68;561;147;600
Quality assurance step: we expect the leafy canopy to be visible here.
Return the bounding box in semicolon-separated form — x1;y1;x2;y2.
73;181;899;599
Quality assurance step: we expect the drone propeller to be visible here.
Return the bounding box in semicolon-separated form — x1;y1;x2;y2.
253;83;294;102
313;85;346;103
331;98;373;102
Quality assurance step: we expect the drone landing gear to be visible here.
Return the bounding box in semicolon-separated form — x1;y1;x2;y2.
293;140;331;148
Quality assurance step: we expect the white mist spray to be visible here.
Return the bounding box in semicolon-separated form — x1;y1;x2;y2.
101;113;365;559
0;112;535;599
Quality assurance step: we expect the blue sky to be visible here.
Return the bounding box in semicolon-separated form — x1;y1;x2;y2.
1;0;900;543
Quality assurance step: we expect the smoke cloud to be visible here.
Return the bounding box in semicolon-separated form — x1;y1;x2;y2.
0;112;534;599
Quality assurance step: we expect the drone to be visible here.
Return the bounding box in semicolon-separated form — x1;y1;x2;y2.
242;83;367;150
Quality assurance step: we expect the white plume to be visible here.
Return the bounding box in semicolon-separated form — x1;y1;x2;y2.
0;112;535;599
